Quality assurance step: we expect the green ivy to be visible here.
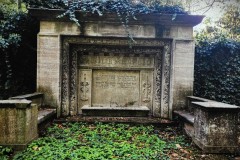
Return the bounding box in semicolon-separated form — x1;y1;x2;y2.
0;146;12;160
13;123;189;160
0;7;38;99
23;0;187;42
194;35;240;105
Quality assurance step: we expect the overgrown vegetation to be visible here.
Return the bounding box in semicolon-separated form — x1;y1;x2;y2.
194;6;240;105
13;123;195;160
0;5;38;99
0;146;12;160
24;0;187;42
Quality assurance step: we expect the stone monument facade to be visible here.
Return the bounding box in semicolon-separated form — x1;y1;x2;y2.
31;9;203;119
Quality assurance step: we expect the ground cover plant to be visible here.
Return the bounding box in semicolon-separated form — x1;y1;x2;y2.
12;123;195;160
0;146;12;160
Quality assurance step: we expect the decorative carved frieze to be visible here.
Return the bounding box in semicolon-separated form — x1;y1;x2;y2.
61;37;172;118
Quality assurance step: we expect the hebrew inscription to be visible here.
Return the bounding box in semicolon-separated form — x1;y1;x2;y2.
92;70;140;107
79;55;154;69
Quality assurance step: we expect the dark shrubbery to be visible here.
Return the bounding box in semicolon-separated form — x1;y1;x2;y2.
0;8;38;99
194;37;240;105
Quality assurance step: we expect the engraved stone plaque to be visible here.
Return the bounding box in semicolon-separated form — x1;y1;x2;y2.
92;70;140;107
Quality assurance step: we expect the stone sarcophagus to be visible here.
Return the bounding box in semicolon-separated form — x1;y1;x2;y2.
0;100;38;150
31;9;203;119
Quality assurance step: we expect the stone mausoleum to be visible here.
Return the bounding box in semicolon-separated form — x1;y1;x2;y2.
31;9;203;119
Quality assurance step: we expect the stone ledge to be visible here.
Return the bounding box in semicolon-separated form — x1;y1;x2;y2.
38;109;56;124
173;110;194;124
187;96;213;102
192;101;240;109
0;100;32;108
82;106;150;117
10;92;44;108
82;105;150;111
10;92;44;100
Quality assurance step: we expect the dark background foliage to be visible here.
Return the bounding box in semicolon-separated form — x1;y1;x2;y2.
0;9;38;99
194;37;240;105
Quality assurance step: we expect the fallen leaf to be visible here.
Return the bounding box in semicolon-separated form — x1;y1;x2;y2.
176;144;182;149
172;153;178;157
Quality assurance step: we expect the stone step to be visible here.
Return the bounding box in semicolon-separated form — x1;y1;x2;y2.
38;109;56;124
173;110;194;138
82;105;150;117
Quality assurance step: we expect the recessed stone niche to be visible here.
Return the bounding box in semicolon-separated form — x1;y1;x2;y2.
31;9;204;119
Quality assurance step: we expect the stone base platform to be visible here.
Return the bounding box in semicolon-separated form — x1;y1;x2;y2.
54;116;174;126
82;105;150;117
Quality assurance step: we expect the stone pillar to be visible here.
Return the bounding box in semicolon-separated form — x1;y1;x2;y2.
0;100;38;150
37;21;80;117
163;26;195;110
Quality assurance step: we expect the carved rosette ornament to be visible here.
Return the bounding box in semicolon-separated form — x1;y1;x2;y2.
61;37;172;118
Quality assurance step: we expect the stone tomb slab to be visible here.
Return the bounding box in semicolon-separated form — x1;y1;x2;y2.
92;70;140;107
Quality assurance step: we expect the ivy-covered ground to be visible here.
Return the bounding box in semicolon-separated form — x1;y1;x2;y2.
0;122;236;160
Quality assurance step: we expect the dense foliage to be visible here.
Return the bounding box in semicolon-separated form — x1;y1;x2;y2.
13;123;190;160
0;146;12;160
194;5;240;106
0;4;38;99
194;36;240;105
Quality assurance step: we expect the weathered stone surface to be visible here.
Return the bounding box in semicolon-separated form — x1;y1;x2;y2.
37;35;60;110
192;101;240;153
82;105;150;117
10;92;44;109
0;101;38;150
0;100;31;108
34;10;203;119
38;109;56;124
92;70;140;107
77;52;155;115
172;40;195;110
163;26;193;39
40;21;80;34
85;23;155;38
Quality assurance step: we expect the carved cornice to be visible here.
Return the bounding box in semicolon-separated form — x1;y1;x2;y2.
29;8;204;27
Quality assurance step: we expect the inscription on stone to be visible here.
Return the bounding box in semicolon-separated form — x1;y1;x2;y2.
92;70;140;107
79;55;154;68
